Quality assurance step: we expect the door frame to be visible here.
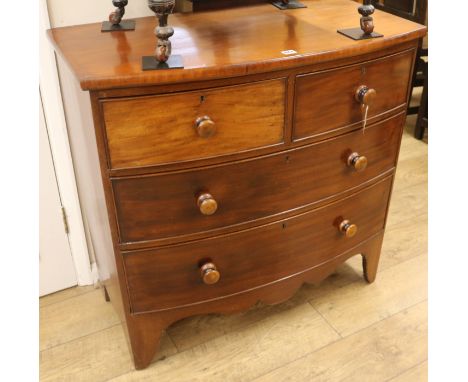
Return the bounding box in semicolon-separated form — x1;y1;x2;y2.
39;95;78;296
39;0;93;285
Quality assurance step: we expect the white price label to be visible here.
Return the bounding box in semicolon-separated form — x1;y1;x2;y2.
281;50;298;55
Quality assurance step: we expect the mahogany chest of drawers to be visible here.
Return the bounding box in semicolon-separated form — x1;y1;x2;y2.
48;0;426;369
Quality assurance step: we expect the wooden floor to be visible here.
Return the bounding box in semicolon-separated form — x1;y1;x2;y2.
40;116;428;382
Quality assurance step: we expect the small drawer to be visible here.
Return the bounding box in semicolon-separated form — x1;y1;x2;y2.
101;79;286;169
112;113;404;245
293;49;414;141
123;176;392;313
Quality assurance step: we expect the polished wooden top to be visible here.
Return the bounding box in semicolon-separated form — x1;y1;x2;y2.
48;0;426;90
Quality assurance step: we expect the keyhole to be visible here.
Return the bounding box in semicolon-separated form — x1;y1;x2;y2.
200;95;205;103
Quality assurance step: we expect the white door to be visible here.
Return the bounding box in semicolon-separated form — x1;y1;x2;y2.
39;96;78;296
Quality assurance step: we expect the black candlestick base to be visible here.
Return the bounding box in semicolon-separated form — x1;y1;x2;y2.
337;27;383;40
101;20;136;32
271;0;307;10
142;55;184;71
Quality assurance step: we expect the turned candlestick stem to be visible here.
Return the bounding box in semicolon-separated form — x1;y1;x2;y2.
148;0;175;63
358;0;375;35
109;0;129;25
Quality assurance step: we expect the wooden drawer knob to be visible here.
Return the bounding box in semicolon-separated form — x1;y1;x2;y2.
355;85;377;106
197;192;218;215
347;152;368;172
200;262;220;285
339;219;358;238
195;116;216;138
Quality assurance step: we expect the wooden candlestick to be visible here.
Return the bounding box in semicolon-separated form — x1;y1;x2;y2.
149;0;175;63
102;0;136;32
359;1;376;35
142;0;184;70
109;0;128;25
337;0;383;40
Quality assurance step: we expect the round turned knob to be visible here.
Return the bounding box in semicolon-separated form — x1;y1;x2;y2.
355;85;377;106
197;193;218;216
200;262;220;285
194;116;216;138
347;152;368;172
339;220;358;238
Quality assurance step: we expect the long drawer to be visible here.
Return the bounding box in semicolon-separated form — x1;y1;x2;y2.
293;49;414;141
123;176;392;313
101;79;286;170
112;113;404;245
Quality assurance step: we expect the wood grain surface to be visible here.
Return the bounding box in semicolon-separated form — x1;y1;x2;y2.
112;113;404;245
294;49;414;140
254;301;427;382
102;79;286;169
123;176;392;313
47;0;426;90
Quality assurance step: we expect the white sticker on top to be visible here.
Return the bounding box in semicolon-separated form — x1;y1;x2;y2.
281;50;298;55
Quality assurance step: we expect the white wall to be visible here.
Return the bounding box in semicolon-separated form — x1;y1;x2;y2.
47;0;152;28
47;0;190;28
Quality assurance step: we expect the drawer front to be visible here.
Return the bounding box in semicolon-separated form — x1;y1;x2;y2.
112;113;404;244
124;176;392;313
102;79;286;169
293;49;414;141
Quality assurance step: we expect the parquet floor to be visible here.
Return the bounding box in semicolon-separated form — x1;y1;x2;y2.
40;115;428;382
